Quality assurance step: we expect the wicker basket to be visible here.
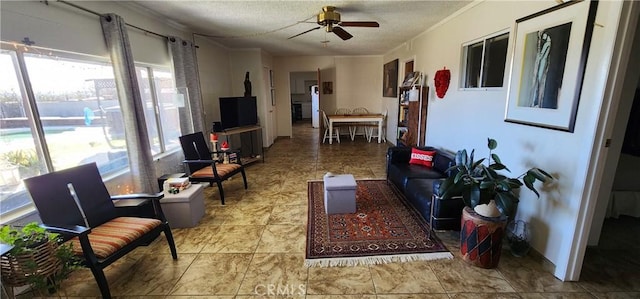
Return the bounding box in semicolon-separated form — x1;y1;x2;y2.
0;240;62;287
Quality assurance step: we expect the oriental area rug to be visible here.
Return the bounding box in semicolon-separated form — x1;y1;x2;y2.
305;179;452;267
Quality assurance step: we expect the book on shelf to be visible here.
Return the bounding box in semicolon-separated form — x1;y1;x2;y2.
398;127;408;140
399;108;408;122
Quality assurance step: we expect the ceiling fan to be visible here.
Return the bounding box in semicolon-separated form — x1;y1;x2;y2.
288;6;379;41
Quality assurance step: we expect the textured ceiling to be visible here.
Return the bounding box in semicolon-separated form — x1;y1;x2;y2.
125;1;472;56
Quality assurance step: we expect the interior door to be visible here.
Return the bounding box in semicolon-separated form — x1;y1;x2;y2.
262;67;276;146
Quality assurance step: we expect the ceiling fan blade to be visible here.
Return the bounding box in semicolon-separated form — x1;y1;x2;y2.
332;26;353;40
339;21;380;27
287;26;321;40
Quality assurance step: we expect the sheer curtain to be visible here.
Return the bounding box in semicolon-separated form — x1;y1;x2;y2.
100;13;158;193
168;36;205;134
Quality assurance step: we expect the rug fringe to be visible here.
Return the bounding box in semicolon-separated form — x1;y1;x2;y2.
304;252;453;268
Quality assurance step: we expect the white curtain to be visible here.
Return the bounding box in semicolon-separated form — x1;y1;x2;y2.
100;13;158;193
168;36;205;134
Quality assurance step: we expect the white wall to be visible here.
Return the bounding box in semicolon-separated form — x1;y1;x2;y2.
383;0;626;280
194;36;233;130
335;56;383;113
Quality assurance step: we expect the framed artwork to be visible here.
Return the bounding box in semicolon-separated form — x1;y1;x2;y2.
504;0;598;132
383;59;399;97
322;81;333;94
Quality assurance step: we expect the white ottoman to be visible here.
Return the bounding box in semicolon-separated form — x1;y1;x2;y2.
160;184;205;228
323;174;357;214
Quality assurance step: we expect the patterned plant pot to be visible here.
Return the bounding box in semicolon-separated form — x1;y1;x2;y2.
460;206;508;269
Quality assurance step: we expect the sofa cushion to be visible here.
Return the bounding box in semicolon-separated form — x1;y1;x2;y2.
405;179;465;230
409;148;436;168
404;179;435;221
388;163;444;192
68;217;162;259
432;150;455;174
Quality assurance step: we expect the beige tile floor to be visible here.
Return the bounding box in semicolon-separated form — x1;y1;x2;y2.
30;122;640;298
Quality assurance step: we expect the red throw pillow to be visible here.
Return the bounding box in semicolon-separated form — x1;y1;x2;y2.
409;148;436;168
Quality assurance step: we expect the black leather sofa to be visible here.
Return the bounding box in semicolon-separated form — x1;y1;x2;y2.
386;146;464;230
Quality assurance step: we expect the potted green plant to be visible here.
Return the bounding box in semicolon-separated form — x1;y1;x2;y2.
1;149;40;179
440;138;554;268
0;222;78;297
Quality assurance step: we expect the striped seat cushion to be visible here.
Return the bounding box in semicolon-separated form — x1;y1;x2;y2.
192;163;241;178
68;217;161;259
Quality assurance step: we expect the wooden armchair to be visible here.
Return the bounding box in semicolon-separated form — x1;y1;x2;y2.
23;163;177;299
179;132;248;205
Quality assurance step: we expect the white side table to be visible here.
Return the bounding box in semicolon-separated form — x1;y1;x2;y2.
160;184;205;228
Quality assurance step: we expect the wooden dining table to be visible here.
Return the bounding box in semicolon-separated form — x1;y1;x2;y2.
327;113;384;144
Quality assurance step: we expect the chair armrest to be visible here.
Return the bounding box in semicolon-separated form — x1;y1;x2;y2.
184;158;243;167
111;192;164;201
40;224;91;237
184;159;219;164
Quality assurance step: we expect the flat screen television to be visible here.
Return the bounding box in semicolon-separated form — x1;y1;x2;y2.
218;96;258;130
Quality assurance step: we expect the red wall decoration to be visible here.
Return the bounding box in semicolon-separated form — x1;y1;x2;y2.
434;67;451;99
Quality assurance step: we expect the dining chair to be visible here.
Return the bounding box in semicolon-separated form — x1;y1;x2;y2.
352;107;368;115
350;107;370;140
334;108;361;140
334;108;351;115
365;109;388;142
321;110;340;144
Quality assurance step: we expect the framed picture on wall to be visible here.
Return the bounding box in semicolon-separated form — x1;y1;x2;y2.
504;0;598;132
322;81;333;94
383;59;399;97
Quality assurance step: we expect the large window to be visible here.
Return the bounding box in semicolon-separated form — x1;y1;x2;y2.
135;67;181;155
462;31;509;88
24;53;130;174
1;43;184;221
0;50;47;217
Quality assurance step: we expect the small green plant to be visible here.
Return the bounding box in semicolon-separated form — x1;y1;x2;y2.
0;223;55;254
440;138;554;216
2;149;38;168
0;222;80;295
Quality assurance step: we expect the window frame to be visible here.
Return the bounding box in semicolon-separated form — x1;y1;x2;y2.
0;43;183;223
134;64;183;156
460;29;510;91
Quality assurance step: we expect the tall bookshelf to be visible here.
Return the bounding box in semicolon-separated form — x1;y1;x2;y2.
397;85;428;147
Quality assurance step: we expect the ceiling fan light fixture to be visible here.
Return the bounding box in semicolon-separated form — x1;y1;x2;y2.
325;23;333;32
317;6;341;27
288;5;378;41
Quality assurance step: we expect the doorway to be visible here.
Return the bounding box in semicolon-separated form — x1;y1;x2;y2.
579;1;640;282
289;71;317;137
580;87;640;283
